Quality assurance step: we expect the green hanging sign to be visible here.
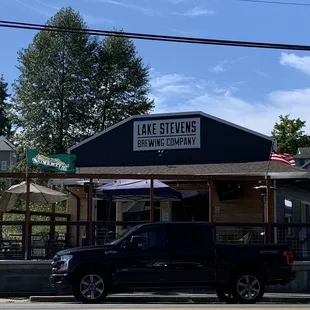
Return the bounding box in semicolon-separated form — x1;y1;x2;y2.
26;149;76;174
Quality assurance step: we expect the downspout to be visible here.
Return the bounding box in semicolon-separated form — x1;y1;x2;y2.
67;189;81;247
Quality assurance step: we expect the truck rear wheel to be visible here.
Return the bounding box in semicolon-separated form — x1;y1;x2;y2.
232;273;264;304
72;269;108;304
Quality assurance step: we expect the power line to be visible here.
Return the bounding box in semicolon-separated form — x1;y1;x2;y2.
1;19;310;51
239;0;310;6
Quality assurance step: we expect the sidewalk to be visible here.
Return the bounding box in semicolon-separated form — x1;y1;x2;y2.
29;292;310;303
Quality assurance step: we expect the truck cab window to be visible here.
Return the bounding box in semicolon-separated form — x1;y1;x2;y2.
168;225;210;249
130;226;166;250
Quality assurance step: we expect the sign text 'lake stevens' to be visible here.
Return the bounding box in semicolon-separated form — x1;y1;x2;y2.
133;118;201;151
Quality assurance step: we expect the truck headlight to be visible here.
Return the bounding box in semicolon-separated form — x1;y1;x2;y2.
58;255;73;272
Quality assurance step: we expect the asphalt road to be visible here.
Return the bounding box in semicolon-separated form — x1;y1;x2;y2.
0;304;310;310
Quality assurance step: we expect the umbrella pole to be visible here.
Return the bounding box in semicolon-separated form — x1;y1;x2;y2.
24;176;31;260
150;179;155;222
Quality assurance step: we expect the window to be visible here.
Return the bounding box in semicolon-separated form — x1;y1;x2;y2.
168;224;212;249
285;199;292;208
132;226;166;250
1;161;7;171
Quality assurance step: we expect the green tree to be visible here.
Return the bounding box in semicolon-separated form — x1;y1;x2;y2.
271;114;310;155
12;7;96;154
88;33;154;132
0;75;12;138
12;8;154;157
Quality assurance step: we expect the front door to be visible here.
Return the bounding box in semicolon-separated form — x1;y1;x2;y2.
115;224;169;285
165;223;216;285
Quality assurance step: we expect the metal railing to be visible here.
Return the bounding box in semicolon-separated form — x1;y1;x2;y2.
0;221;309;260
214;223;267;244
272;223;310;261
0;221;25;260
92;221;148;245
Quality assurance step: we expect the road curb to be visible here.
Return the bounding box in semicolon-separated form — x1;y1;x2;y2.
29;295;310;304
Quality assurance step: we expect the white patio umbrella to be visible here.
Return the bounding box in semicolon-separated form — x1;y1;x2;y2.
0;181;68;212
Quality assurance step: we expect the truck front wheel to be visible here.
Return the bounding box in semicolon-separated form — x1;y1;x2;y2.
232;273;264;304
72;269;109;304
216;284;236;304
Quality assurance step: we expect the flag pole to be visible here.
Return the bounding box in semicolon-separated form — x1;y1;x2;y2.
265;141;276;244
265;140;275;179
24;148;31;260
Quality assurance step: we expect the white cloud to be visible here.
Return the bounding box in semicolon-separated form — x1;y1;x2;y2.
174;5;214;17
33;0;113;24
210;57;247;74
12;0;112;25
210;62;227;73
161;27;201;36
150;71;310;135
83;14;114;25
34;0;60;11
97;0;160;16
256;70;268;78
14;0;52;17
280;52;310;76
162;0;187;3
151;73;192;89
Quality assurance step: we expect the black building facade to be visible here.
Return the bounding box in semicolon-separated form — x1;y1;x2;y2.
68;111;273;167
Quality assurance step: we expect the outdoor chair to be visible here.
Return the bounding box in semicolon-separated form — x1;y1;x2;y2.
238;232;252;244
45;232;63;258
31;232;49;258
0;233;22;259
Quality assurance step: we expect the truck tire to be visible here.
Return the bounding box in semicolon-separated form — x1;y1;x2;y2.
72;269;109;304
232;272;265;304
216;284;236;304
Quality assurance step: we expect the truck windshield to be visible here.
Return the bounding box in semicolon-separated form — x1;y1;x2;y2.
107;226;139;245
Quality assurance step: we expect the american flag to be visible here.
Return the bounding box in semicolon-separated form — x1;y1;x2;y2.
270;151;296;167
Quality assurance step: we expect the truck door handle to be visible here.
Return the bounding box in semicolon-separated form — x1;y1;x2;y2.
152;262;168;267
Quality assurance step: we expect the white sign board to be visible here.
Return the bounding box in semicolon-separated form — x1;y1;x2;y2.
133;117;200;152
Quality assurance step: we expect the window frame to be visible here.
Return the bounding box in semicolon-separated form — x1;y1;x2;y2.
1;161;7;171
122;224;168;251
167;224;212;250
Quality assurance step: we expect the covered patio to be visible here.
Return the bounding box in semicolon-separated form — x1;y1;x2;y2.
0;158;308;260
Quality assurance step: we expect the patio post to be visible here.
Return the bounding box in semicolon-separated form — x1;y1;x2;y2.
50;184;56;238
88;178;93;246
24;176;31;259
208;180;214;223
266;177;273;243
150;179;155;222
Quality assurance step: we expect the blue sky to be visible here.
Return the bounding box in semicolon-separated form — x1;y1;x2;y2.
1;0;310;136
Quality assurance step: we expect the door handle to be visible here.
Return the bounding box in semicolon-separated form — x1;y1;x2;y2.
152;262;168;267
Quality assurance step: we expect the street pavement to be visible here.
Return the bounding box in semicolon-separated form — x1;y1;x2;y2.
0;304;310;310
28;292;310;304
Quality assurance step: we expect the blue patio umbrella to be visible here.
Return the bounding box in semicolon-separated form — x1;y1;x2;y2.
95;180;182;241
95;179;182;201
